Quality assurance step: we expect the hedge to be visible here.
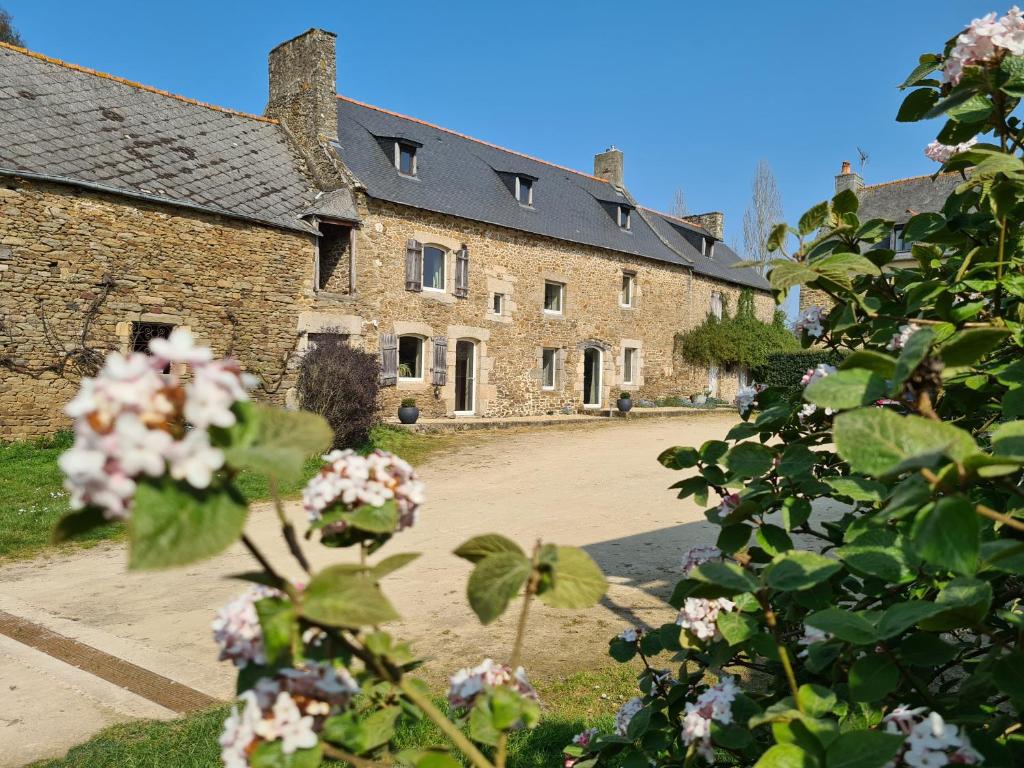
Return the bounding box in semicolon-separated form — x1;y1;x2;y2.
751;349;846;390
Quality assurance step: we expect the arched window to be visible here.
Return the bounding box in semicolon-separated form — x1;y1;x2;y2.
398;335;424;380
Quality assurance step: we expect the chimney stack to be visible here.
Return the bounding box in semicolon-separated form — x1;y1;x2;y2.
267;29;338;150
594;146;624;188
834;159;863;196
683;212;725;241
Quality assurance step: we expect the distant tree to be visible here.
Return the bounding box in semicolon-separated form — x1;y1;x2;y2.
741;159;784;275
670;187;688;217
0;6;24;47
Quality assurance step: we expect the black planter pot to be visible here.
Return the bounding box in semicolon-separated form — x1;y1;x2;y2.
398;406;420;425
617;397;633;413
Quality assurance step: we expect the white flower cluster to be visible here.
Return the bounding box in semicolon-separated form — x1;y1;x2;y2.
220;664;360;768
58;329;253;520
676;596;736;641
945;6;1024;85
618;626;644;643
303;449;425;532
572;727;599;748
735;386;758;416
713;493;741;521
212;585;283;669
681;545;722;575
681;676;739;762
796;625;832;658
796;306;825;338
924;137;978;163
799;363;838;420
447;658;538;710
887;323;919;352
882;706;982;767
614;697;645;736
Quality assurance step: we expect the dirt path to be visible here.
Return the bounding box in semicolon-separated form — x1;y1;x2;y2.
0;413;736;766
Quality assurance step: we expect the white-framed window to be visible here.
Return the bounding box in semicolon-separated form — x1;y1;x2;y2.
701;236;715;257
396;142;417;176
623;346;638;384
543;281;564;314
618;206;631;230
892;225;907;252
515;176;533;205
422;245;446;292
620;272;635;307
710;291;723;319
398;335;424;380
492;293;504;315
541;348;557;390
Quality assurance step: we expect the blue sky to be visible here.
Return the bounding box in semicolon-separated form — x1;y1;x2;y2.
3;1;996;251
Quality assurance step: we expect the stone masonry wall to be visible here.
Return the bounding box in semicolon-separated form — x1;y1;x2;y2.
0;177;315;439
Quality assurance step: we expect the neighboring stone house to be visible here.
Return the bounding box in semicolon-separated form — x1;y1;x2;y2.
800;161;962;313
1;29;771;439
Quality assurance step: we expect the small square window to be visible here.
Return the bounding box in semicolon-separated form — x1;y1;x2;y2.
492;293;504;315
397;143;417;176
542;348;557;390
618;206;631;230
398;335;423;379
892;225;907;252
543;281;563;314
621;273;635;307
131;321;173;373
623;347;637;384
516;176;533;205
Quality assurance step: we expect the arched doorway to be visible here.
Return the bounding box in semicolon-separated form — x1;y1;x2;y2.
454;339;476;415
583;347;603;409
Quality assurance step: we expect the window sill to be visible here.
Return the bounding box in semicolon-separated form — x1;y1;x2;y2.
397;379;428;390
543;310;564;317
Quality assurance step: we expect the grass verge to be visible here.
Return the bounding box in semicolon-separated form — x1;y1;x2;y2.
0;425;448;562
29;666;638;767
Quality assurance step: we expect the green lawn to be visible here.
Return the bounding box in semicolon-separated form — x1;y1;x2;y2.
0;425;446;561
29;667;638;767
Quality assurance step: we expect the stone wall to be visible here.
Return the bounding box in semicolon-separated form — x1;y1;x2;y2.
799;285;835;315
0;177;315;439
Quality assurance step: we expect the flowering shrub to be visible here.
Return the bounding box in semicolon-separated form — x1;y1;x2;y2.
568;10;1024;767
55;334;607;768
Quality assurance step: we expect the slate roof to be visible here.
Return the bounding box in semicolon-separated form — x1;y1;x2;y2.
858;172;963;224
0;43;319;232
334;96;769;290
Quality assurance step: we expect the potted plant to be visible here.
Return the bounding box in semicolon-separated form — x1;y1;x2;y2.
692;390;708;406
398;397;419;425
616;391;633;413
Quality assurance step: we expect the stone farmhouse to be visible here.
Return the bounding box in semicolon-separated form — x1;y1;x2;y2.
800;161;962;313
0;29;771;439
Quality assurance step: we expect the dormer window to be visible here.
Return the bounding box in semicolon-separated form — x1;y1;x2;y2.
892;225;907;252
396;142;417;176
515;176;533;206
617;206;631;230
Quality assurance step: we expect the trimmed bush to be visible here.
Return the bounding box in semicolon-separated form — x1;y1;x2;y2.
296;334;380;449
751;348;845;390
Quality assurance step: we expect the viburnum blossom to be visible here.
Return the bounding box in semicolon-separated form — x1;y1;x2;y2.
618;626;644;643
59;329;253;520
681;677;739;762
735;385;758;416
882;706;983;767
676;596;736;641
887;323;919;352
220;664;359;767
303;449;425;532
212;585;283;668
944;7;1024;85
713;493;740;520
681;545;722;575
614;697;645;736
447;658;538;710
924;137;977;163
563;727;601;768
795;306;825;338
798;363;837;420
796;625;832;657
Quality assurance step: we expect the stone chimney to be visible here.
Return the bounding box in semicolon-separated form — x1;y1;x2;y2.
682;212;725;241
834;159;863;196
267;29;338;149
594;146;624;188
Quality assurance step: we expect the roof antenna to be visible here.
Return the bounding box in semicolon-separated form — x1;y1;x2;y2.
856;146;870;172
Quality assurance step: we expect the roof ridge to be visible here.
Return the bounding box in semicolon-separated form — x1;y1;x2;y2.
639;205;710;233
0;40;278;124
336;94;610;184
861;170;962;191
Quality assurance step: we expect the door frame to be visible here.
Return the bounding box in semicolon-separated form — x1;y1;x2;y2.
583;346;603;409
454;339;476;416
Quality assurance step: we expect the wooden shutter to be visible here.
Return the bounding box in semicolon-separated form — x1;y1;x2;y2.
380;333;398;386
405;239;423;292
454;246;469;298
431;336;448;386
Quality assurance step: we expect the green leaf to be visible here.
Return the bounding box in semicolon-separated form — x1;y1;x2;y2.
890;327;935;393
876;600;944;639
323;706;401;754
453;534;525;563
836;530;915;584
834;409;978;477
901;54;941;88
849;654;899;702
854;219;891;242
717;611;757;646
128;477;248;570
896;88;939;122
799;201;829;235
396;749;462;768
902;212;946;243
767;223;790;252
993;653;1024;700
918;577;993;631
813;252;882;287
825;731;904;768
924;86;987;120
766;551;841;591
537;546;607;609
993;420;1024;458
689;561;758;596
832;188;859;215
255;597;295;666
898;632;958;666
804;368;888;411
657;445;700;469
609;635;638;662
770;261;819;292
718;524;752;554
1001;54;1024;96
839;350;897;378
939;327;1013;366
52;506;112;544
782;498;812;531
805;608;877;644
911;495;980;575
824;476;887;502
756;524;793;556
753;743;815;768
223;403;333;483
250;740;323;768
349;500;398;533
372;552;421;578
797;684;836;718
466;552;531;624
303;566;400;628
725;442;775;478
